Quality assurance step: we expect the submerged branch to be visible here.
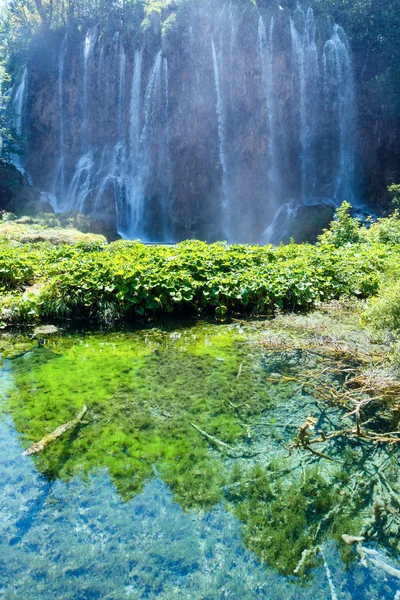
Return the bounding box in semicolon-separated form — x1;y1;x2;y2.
190;422;263;458
190;423;234;451
22;405;88;456
357;545;400;581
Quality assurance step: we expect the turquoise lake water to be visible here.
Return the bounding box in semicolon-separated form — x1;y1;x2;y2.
1;321;399;599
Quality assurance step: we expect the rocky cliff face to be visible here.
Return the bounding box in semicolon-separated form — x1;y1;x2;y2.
0;160;48;216
9;0;394;243
357;90;400;209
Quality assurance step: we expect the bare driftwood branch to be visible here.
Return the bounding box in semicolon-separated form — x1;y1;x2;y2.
190;422;263;458
357;545;400;581
190;423;234;451
22;406;88;456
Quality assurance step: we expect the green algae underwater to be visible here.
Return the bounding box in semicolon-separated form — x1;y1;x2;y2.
1;315;400;598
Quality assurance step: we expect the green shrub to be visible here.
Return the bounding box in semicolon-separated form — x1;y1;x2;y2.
0;242;38;293
1;212;399;325
388;183;400;208
58;211;90;233
37;212;61;228
0;236;395;324
318;201;362;247
15;215;37;225
365;210;400;245
363;280;400;333
1;211;17;222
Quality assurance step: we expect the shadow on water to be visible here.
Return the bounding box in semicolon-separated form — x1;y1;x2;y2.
0;319;399;598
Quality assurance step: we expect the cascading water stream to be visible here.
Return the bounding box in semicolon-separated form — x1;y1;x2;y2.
133;49;163;238
290;7;319;202
211;37;229;238
264;6;356;243
127;50;162;239
229;1;238;70
65;152;94;214
162;57;172;241
53;33;170;241
117;49;170;241
323;25;356;204
258;15;279;203
10;66;27;172
53;35;67;205
60;27;98;213
82;27;98;149
115;48;143;237
142;51;163;143
117;36;126;142
129;49;143;164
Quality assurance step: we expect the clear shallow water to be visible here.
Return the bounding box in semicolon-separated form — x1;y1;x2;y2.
1;321;399;599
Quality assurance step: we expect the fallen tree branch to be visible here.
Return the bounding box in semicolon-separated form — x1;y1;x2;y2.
190;422;263;458
22;406;88;456
357;545;400;581
190;423;234;451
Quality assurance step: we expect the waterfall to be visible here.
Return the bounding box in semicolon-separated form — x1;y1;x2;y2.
24;3;358;244
82;26;98;149
118;49;166;240
135;49;162;238
290;7;319;201
66;152;94;214
53;34;170;241
53;35;67;205
264;6;356;243
211;37;229;238
258;15;279;203
142;51;163;143
92;37;128;225
98;44;105;89
130;49;162;239
116;47;142;237
162;56;172;241
263;203;298;244
117;37;126;141
129;49;142;164
323;25;356;204
229;1;238;67
10;66;27;172
58;27;98;212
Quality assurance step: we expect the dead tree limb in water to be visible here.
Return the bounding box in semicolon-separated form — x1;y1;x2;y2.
22;405;88;456
190;423;234;451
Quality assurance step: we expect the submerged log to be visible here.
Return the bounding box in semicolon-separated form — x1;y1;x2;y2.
22;405;88;456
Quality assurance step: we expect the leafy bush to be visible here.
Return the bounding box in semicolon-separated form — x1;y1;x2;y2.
363;280;400;334
365;210;400;245
37;213;61;228
0;242;38;293
318;201;362;247
58;211;90;233
1;211;17;222
1;208;400;326
0;233;397;324
388;184;400;208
